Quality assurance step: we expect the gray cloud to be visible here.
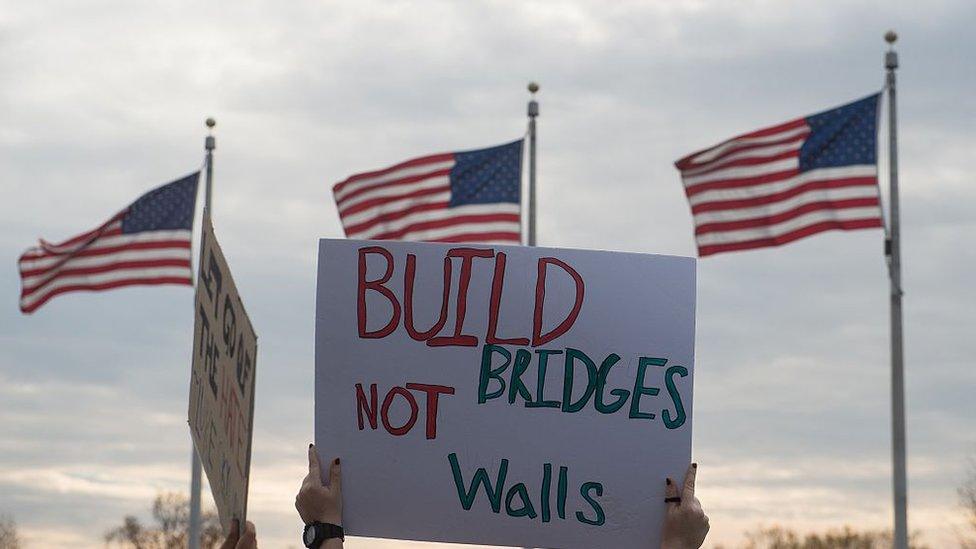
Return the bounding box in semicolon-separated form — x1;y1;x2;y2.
1;0;974;547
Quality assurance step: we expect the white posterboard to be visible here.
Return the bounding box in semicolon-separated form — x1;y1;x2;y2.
189;216;258;531
315;240;695;549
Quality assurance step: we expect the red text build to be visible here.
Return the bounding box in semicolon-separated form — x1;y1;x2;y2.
315;239;696;549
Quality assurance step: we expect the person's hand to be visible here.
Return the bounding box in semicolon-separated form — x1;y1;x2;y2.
660;463;709;549
296;443;343;526
219;519;257;549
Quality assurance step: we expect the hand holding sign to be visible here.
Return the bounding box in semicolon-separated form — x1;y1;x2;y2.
661;463;709;549
297;444;343;526
219;520;257;549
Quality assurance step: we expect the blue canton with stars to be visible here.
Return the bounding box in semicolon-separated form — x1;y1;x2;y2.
449;140;523;207
121;172;200;233
799;93;880;172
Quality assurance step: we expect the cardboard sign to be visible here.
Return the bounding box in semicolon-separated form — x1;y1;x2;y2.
315;240;696;549
189;215;258;531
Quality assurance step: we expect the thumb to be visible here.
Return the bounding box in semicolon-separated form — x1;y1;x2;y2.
682;462;698;501
329;457;342;493
308;444;322;485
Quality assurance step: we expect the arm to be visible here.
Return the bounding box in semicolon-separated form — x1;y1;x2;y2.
660;463;709;549
296;444;344;549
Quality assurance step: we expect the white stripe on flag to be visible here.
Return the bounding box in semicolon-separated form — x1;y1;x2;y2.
694;207;882;246
685;126;809;166
687;166;878;206
334;160;455;202
20;266;192;309
33;220;124;255
395;221;522;242
19;230;193;270
679;141;805;177
692;185;881;225
352;203;521;239
341;191;452;228
337;176;451;213
21;247;191;287
681;157;799;187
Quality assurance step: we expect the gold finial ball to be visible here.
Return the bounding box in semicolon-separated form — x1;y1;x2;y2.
205;117;216;128
527;82;540;94
884;30;898;44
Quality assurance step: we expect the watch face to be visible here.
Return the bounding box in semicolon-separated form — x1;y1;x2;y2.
304;525;315;545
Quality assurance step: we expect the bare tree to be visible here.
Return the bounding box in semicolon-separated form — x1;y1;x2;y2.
960;459;976;548
104;493;223;549
0;515;20;549
736;525;928;549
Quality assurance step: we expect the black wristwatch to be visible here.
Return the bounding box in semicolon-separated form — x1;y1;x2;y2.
303;522;344;548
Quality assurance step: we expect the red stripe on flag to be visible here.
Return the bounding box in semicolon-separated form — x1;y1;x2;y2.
24;227;126;260
38;214;125;251
675;121;808;170
428;231;521;243
697;218;883;257
335;168;453;207
339;184;450;218
694;197;881;235
343;201;449;236
684;168;801;198
371;213;521;241
20;277;193;314
679;132;808;172
681;150;800;179
333;153;455;193
21;259;193;295
690;177;878;214
19;240;192;276
738;118;808;139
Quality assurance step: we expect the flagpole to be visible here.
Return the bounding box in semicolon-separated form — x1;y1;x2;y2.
527;82;539;247
204;117;216;216
188;117;216;549
883;30;908;549
521;82;540;549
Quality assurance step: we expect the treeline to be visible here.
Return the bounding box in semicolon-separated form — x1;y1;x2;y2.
717;525;929;549
0;515;20;549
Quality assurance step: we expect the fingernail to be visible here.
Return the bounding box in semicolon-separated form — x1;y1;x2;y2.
666;478;672;485
692;462;698;469
334;458;340;465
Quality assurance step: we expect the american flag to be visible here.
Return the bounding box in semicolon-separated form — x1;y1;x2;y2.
333;140;523;244
18;173;199;314
675;94;884;257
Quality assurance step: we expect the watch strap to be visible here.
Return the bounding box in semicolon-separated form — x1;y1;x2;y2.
304;522;344;547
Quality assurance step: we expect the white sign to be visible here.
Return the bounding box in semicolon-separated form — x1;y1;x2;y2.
315;240;695;548
189;216;258;531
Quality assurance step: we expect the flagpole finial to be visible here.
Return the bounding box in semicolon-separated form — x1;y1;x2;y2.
205;118;216;152
527;82;539;119
884;31;899;70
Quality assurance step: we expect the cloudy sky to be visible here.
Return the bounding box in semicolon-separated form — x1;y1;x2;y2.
1;0;974;547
